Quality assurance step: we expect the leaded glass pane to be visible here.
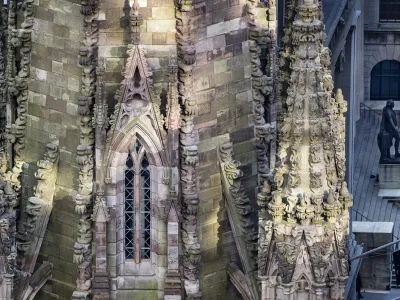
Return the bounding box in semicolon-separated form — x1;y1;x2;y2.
140;153;151;259
125;151;135;259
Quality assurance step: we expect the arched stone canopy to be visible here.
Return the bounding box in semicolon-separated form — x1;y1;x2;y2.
105;120;169;283
107;120;166;170
101;40;170;295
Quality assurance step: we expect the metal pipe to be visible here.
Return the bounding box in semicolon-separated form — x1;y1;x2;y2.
350;239;400;261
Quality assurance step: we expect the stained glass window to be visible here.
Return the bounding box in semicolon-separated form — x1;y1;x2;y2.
124;139;151;262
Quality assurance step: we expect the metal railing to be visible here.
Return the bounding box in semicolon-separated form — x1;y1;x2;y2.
352;208;373;222
360;102;382;123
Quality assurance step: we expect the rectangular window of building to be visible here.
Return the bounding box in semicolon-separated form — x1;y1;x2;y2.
380;0;400;23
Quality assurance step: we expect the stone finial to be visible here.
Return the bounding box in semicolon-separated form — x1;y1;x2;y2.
129;0;143;45
165;57;181;131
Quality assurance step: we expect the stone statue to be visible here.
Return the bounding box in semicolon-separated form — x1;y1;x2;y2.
378;100;400;161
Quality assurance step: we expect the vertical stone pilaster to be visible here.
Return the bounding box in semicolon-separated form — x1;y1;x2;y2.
92;57;110;300
92;214;110;300
246;0;275;186
3;274;14;300
164;58;183;300
0;0;7;166
175;1;202;299
164;216;181;299
72;0;100;298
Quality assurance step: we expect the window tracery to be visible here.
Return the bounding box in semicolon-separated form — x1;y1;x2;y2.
124;139;151;262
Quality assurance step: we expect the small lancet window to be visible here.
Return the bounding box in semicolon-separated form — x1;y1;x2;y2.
124;151;135;259
124;139;152;261
140;153;151;259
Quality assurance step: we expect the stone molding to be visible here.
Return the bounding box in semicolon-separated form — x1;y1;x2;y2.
0;0;34;298
227;262;253;300
0;1;6;167
175;1;202;299
72;0;100;298
15;143;59;300
218;142;258;299
175;0;202;300
5;0;34;192
246;0;275;188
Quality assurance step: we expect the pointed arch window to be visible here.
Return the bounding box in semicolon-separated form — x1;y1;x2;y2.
124;139;151;262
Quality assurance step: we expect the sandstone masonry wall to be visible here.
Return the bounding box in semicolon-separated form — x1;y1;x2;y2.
192;0;258;298
26;0;83;299
26;0;257;298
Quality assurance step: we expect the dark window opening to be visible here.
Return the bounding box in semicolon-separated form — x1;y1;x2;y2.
124;138;151;262
371;60;400;101
380;0;400;23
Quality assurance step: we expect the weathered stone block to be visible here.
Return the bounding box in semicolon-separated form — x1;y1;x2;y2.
52;60;63;74
152;7;174;19
52;23;70;38
106;58;126;72
28;103;50;119
147;20;175;33
215;71;232;85
148;0;173;7
152;32;167;45
67;76;80;92
194;76;211;92
116;290;159;300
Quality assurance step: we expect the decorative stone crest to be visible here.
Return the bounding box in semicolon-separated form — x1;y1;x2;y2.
218;143;259;299
72;0;99;298
165;57;181;131
106;41;165;148
15;143;59;300
259;1;352;299
175;1;202;298
4;0;34;193
246;0;275;188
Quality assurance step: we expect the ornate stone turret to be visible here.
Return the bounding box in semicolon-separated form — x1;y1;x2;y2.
258;0;353;299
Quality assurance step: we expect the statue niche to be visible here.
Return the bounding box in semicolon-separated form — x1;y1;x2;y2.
377;99;400;162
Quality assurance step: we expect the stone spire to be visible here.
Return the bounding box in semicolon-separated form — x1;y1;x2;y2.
258;0;353;298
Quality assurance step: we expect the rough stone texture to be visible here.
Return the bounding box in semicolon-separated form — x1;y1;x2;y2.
25;1;83;300
1;0;355;299
99;0;176;299
192;0;257;299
